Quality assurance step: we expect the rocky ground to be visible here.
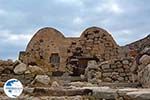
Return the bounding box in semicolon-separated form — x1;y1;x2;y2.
1;85;150;100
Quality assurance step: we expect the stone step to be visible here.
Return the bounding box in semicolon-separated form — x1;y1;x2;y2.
50;76;83;82
97;82;141;88
31;87;92;96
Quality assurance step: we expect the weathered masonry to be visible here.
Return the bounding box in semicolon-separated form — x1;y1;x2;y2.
19;27;120;76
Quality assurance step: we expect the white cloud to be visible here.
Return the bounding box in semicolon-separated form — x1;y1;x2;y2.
119;30;132;35
73;17;83;25
96;1;123;14
56;0;83;6
0;30;32;44
110;3;123;14
7;34;32;41
0;9;7;15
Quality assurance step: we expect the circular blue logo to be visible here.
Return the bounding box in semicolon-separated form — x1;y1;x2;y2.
3;79;23;98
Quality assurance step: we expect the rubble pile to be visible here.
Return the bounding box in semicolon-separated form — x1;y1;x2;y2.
0;60;48;86
0;59;14;82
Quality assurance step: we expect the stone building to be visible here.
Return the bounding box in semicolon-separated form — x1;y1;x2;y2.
19;27;119;76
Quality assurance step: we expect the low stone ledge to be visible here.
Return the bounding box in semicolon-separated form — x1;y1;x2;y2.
98;82;140;88
32;87;92;96
124;89;150;100
1;87;150;100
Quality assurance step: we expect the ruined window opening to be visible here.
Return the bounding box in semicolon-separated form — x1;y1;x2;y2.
72;42;76;45
39;39;43;42
84;33;88;37
67;49;71;53
50;53;60;67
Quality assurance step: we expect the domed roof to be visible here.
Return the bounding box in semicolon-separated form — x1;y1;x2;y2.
26;27;65;51
80;26;118;46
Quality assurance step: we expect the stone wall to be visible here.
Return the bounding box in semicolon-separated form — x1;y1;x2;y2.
84;58;135;84
125;34;150;52
80;27;119;61
0;60;40;85
19;27;71;72
0;59;14;82
121;34;150;58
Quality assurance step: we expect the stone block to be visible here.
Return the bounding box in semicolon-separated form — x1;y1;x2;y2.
103;77;112;82
139;54;150;65
122;60;129;65
102;72;112;77
101;63;110;69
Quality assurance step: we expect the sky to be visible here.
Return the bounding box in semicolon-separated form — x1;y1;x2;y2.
0;0;149;60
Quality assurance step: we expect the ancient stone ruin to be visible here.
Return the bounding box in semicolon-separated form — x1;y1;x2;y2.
19;27;119;75
0;27;150;99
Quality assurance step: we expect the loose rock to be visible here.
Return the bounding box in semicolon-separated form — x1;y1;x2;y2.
14;63;27;74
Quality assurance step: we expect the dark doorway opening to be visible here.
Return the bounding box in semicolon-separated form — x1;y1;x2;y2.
68;56;99;76
50;53;60;67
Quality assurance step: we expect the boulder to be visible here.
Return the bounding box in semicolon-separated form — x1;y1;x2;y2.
28;65;44;74
139;54;150;65
138;64;150;87
33;75;50;85
14;63;27;74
